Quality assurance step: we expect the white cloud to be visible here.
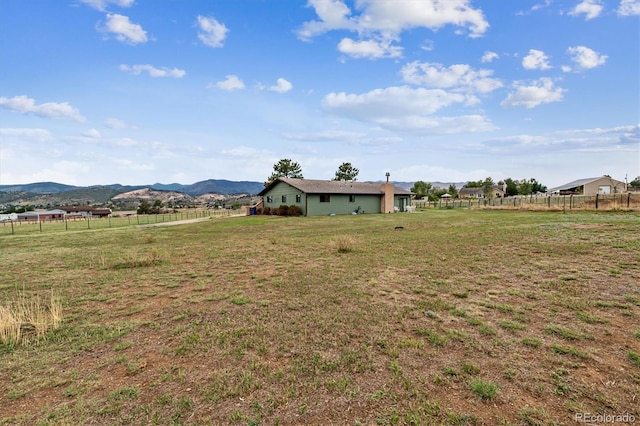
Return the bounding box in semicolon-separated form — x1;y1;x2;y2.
401;62;503;94
196;16;228;48
83;128;101;138
297;0;356;40
484;125;639;153
569;0;604;19
501;78;566;108
78;0;134;11
281;130;401;146
338;37;403;59
0;128;52;142
566;46;607;70
532;0;553;11
618;0;640;15
215;75;245;91
516;0;553;15
104;117;130;128
119;64;186;78
481;51;499;63
268;78;293;93
101;13;148;44
522;49;552;70
420;40;435;52
321;86;495;133
298;0;489;60
0;95;86;122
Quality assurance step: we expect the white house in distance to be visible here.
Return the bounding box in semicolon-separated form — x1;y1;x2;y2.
550;176;627;195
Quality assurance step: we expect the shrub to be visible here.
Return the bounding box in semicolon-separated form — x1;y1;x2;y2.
256;207;263;215
288;205;302;217
262;207;271;215
278;205;289;216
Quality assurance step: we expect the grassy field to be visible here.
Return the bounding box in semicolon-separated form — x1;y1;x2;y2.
1;210;639;425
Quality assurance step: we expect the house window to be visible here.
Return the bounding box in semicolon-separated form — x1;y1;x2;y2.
320;194;330;202
296;194;301;203
349;195;356;202
281;195;287;203
266;196;273;203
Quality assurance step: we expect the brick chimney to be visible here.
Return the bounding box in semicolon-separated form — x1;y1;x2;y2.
381;172;394;213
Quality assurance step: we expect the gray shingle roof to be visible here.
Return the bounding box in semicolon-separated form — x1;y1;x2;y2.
260;178;412;196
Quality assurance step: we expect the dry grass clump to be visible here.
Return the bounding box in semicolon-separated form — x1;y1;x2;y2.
333;235;356;253
0;290;62;345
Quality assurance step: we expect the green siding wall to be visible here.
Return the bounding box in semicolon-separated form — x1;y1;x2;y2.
262;182;306;215
306;194;381;216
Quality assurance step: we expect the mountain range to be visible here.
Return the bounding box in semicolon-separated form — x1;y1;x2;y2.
0;179;266;196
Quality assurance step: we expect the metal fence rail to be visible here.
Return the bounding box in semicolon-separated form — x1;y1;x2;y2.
414;193;640;211
0;209;235;236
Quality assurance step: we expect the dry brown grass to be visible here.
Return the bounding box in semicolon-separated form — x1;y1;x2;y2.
0;290;62;345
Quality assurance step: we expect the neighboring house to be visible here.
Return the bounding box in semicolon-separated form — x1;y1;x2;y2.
258;178;413;216
0;213;18;222
550;176;627;195
459;186;505;199
59;206;112;217
17;209;66;221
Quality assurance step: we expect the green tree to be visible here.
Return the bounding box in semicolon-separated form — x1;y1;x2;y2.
463;180;483;188
137;200;151;214
530;179;547;194
333;162;359;181
411;181;432;199
482;177;495;198
265;158;303;186
151;199;163;214
504;178;518;196
630;176;640;188
518;180;533;195
447;184;459;198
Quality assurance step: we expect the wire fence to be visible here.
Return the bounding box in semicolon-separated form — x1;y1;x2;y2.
413;193;640;212
0;209;236;236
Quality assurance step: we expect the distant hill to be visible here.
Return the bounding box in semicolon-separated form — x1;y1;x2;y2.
0;182;78;193
181;179;265;196
149;183;185;191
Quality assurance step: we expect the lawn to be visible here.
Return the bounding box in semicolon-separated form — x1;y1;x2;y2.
1;210;639;425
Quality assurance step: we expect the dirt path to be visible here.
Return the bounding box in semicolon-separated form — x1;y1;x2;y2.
137;213;245;228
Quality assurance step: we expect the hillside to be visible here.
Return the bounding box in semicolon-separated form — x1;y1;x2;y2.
112;188;194;204
0;182;78;194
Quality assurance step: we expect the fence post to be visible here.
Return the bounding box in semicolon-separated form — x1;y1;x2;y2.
628;193;631;208
547;196;551;208
11;221;14;235
595;194;599;210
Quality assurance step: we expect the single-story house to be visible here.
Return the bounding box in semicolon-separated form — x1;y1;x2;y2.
59;206;112;217
459;186;505;199
258;178;413;216
549;176;627;195
17;209;66;222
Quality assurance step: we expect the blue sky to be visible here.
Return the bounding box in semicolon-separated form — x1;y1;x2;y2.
1;0;638;188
